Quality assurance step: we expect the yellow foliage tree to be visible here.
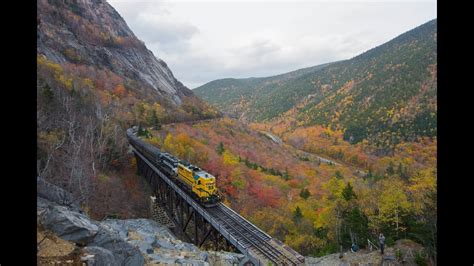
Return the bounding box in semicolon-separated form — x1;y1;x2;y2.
408;167;436;215
377;178;412;236
322;176;345;201
222;150;239;166
163;133;175;154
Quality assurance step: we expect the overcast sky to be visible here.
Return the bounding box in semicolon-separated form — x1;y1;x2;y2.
107;0;436;89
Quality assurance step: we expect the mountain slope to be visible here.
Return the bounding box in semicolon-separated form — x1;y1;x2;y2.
194;62;334;120
195;19;437;146
37;0;218;114
36;0;219;219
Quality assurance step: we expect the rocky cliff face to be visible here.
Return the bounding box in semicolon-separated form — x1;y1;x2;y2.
37;0;220;219
37;0;193;106
37;177;244;265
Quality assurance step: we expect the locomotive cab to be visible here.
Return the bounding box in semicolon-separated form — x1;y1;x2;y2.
177;162;221;206
194;172;219;200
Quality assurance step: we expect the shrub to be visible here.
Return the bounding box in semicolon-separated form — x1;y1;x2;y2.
395;249;403;261
414;250;428;266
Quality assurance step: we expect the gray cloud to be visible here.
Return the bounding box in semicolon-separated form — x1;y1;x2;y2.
108;0;436;89
132;14;198;46
237;39;282;61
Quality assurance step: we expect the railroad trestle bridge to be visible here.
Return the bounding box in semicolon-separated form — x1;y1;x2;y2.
130;133;305;265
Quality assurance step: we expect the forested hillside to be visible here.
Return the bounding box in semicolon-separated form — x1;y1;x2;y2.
195;19;437;149
194;63;333;120
37;0;220;219
143;118;436;261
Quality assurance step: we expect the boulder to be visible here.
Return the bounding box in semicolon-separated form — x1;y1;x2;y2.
175;258;209;266
39;203;99;245
38;194;144;266
88;224;144;266
38;189;243;266
151;238;176;250
175;241;200;252
198;252;209;262
82;246;117;266
207;251;245;265
147;254;178;264
101;219;179;258
383;255;396;261
100;219;220;265
37;176;81;212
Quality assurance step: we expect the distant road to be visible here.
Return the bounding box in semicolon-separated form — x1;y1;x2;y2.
260;131;283;144
261;131;340;165
316;156;339;166
297;150;340;166
163;118;366;177
299;150;367;176
262;131;351;167
260;130;367;176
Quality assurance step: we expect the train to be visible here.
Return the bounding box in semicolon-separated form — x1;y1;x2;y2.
126;127;221;207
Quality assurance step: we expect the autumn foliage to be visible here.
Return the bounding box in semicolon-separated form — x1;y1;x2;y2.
144;118;436;258
36;55;219;220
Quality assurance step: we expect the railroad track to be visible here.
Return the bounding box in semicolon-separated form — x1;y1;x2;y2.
128;127;305;265
207;204;301;265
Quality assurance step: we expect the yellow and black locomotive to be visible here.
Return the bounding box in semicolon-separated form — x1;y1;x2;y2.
127;127;222;207
176;161;221;207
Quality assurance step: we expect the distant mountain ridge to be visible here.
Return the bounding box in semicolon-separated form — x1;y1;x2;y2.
195;19;437;146
194;62;334;120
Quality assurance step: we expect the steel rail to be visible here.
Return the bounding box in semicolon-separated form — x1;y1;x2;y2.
206;206;291;265
128;130;304;265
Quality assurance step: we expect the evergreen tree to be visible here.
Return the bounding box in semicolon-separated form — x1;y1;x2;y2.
41;83;54;103
282;169;290;180
300;188;311;200
335;170;344;179
342;206;369;248
397;162;404;176
216;142;225;155
137;125;144;136
269;168;276;175
386;161;395;175
293;206;303;223
342;182;357;202
150;110;161;129
137;125;151;138
397;163;410;180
